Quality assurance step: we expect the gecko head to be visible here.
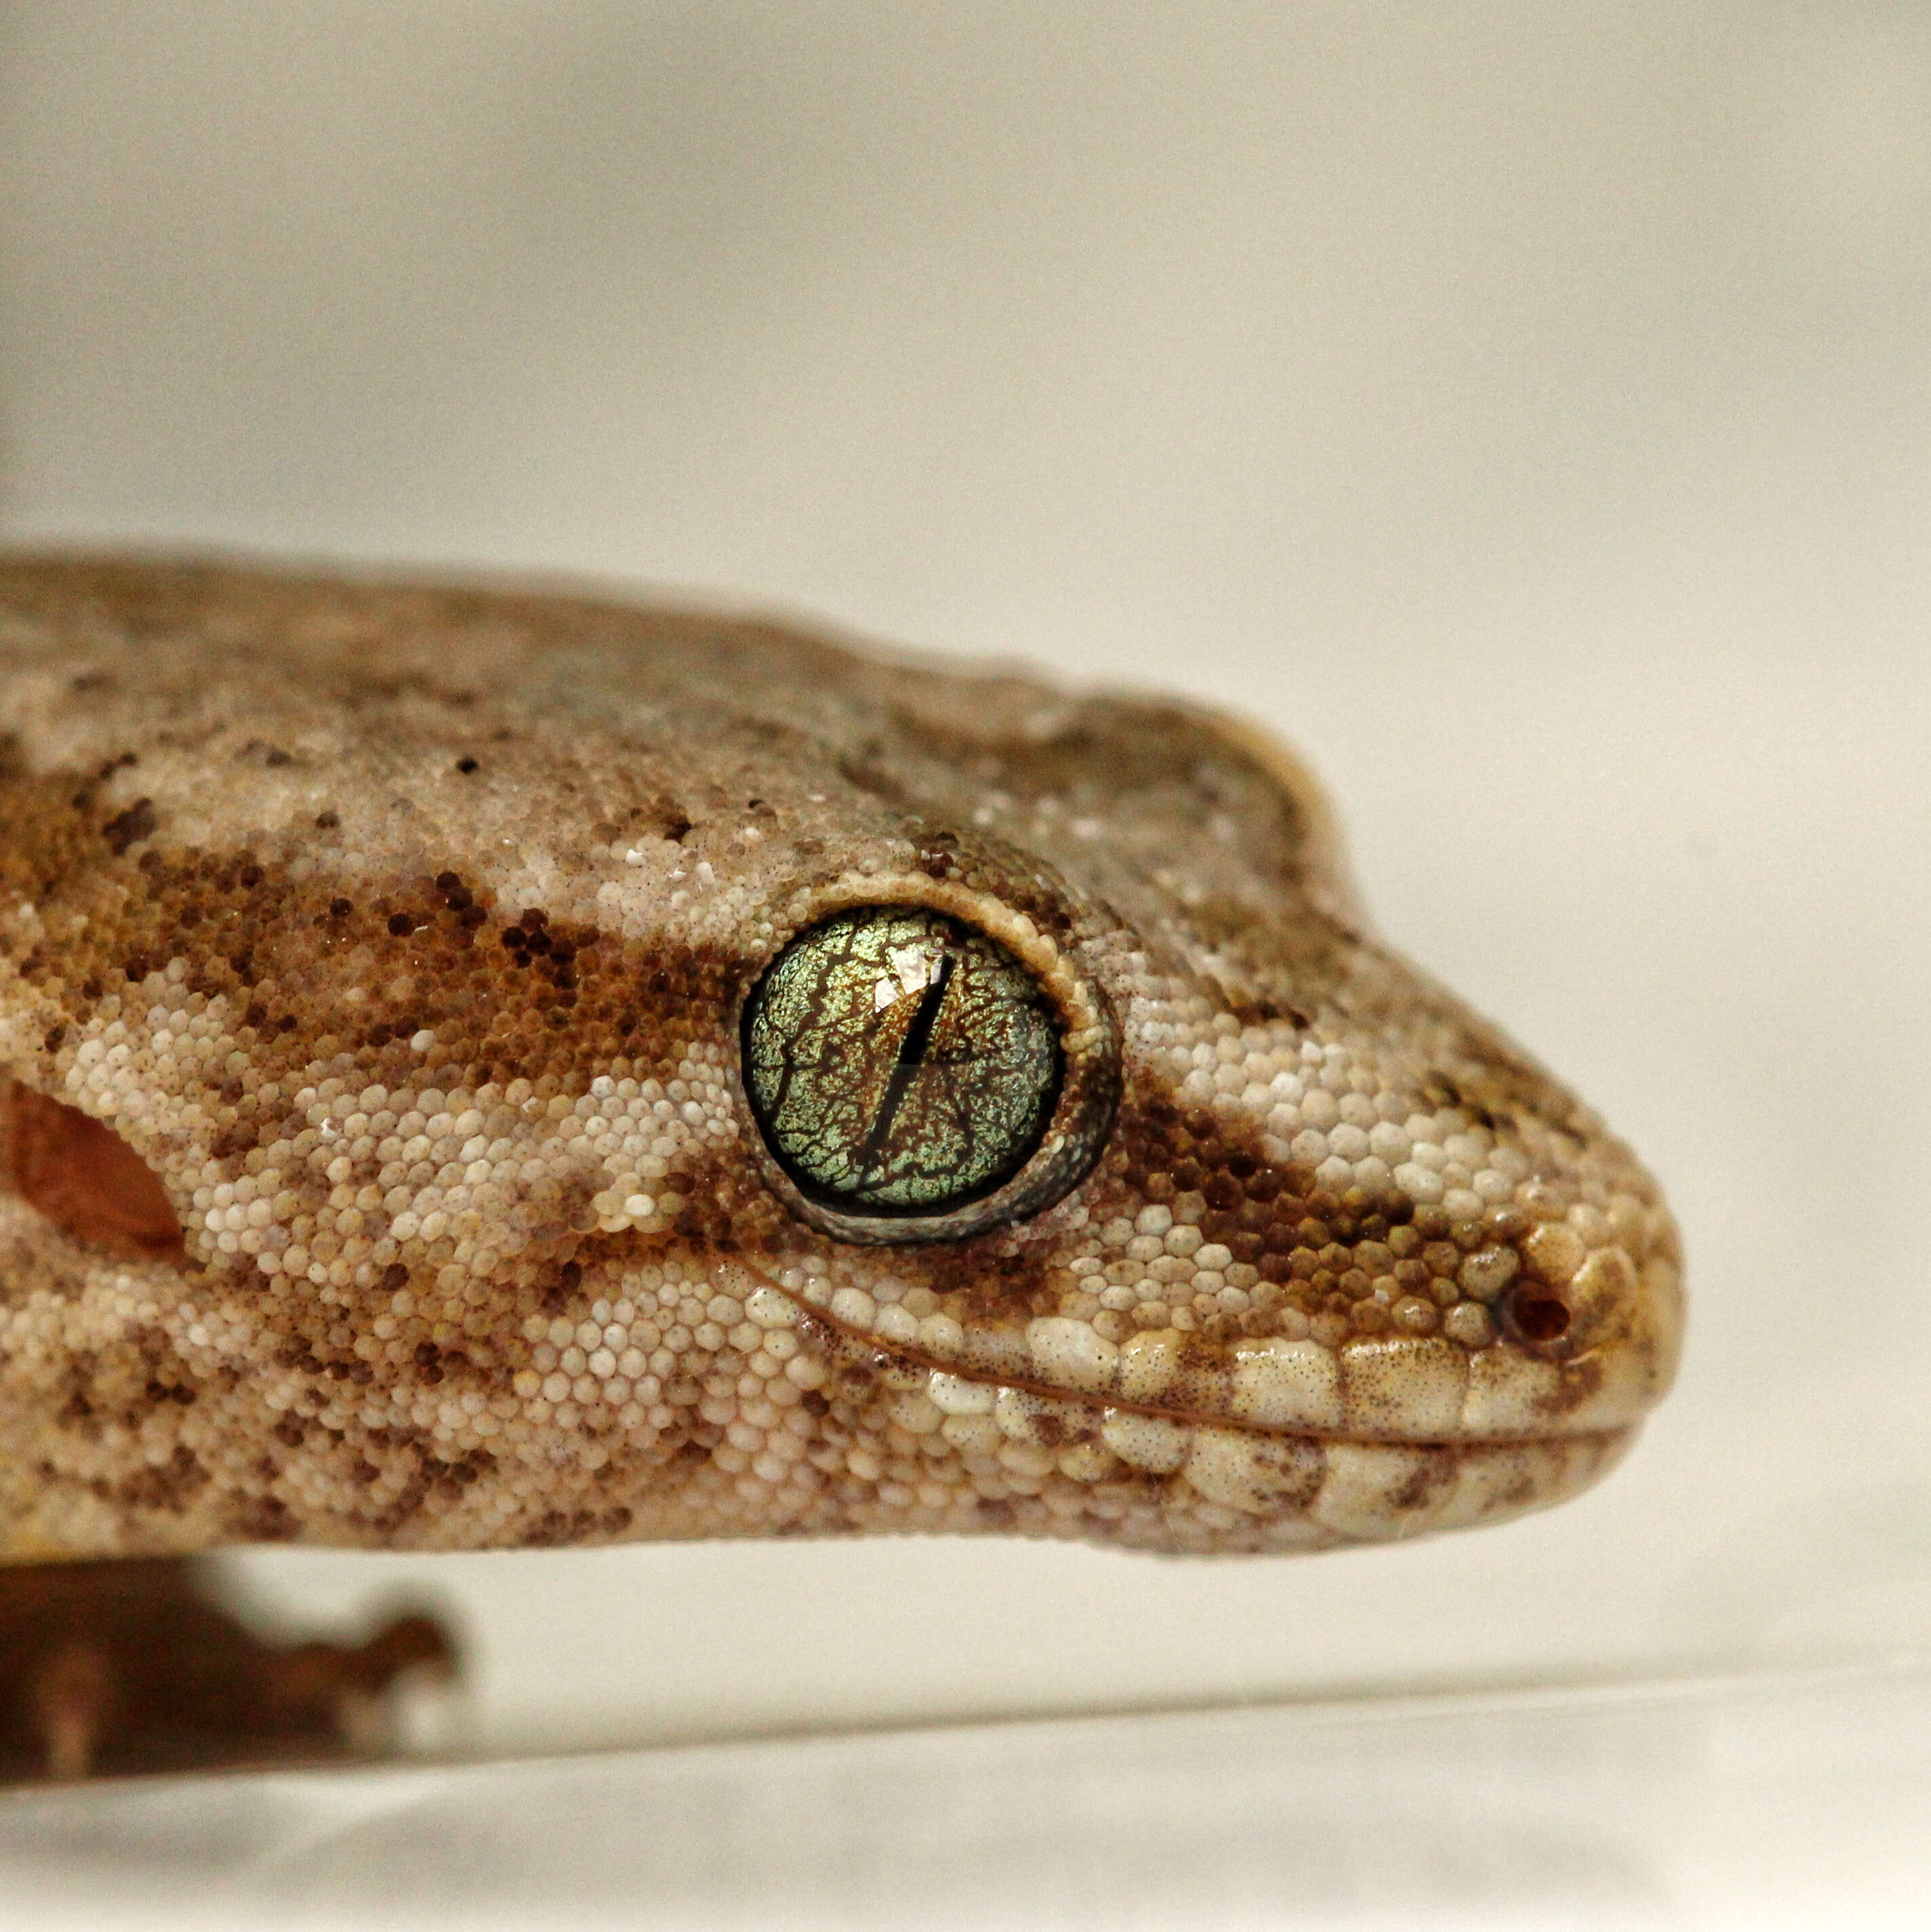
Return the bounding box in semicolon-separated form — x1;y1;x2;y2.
0;559;1682;1559
718;866;1684;1553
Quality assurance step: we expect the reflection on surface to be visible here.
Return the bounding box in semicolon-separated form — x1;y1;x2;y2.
5;1661;1930;1929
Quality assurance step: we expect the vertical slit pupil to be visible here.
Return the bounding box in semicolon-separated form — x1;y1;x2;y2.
853;950;955;1185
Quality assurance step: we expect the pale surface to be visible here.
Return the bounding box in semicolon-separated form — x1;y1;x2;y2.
1;0;1928;1919
2;1660;1929;1929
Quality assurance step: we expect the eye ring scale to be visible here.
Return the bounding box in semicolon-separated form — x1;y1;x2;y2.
740;904;1115;1244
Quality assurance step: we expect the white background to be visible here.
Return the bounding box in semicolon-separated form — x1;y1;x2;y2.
3;4;1929;1922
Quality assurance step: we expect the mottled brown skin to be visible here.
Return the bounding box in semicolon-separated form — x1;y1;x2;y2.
0;557;1682;1773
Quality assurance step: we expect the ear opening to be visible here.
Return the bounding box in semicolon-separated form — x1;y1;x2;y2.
1;1078;185;1264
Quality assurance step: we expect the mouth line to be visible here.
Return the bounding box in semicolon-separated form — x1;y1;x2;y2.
786;1300;1629;1455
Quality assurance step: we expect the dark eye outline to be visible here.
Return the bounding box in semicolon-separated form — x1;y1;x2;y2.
735;900;1119;1246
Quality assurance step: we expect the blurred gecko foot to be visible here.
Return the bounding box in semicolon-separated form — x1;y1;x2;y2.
0;1556;458;1781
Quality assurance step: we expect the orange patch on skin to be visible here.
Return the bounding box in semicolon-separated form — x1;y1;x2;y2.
1;1081;183;1264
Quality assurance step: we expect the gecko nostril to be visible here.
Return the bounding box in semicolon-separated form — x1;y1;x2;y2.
1;1079;184;1264
1500;1285;1572;1346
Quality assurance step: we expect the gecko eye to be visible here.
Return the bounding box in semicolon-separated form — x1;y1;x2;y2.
743;906;1064;1222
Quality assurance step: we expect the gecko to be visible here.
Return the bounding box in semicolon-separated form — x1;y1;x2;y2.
0;556;1682;1776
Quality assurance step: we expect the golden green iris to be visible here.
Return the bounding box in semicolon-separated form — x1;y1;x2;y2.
743;907;1062;1216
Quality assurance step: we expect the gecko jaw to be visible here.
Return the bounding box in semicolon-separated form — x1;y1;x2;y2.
764;1291;1637;1545
777;1292;1628;1450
